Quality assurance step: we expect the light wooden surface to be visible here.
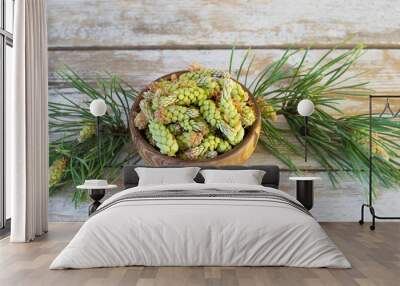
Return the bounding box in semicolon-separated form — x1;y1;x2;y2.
1;222;399;286
47;0;400;48
48;48;400;101
46;1;400;169
48;48;400;169
46;0;400;218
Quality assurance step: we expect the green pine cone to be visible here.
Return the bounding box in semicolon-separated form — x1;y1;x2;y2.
158;94;178;108
168;123;184;136
78;124;96;143
154;105;200;125
148;121;179;156
179;71;220;95
176;131;203;150
182;145;207;160
178;86;209;106
216;138;232;153
239;105;256;128
220;78;242;129
49;157;68;188
231;80;249;103
153;80;176;96
200;134;220;151
199;99;223;127
150;90;178;111
229;126;245;145
192;118;210;135
183;135;213;160
216;120;237;143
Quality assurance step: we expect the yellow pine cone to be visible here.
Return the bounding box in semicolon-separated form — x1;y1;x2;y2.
239;105;256;128
78;124;96;143
49;157;68;188
256;98;277;122
179;118;210;135
231;81;249;103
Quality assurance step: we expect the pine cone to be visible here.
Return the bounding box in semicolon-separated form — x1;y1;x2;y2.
49;157;68;188
231;81;249;103
148;121;179;156
216;120;234;140
239;105;256;128
229;126;245;145
176;131;203;150
179;118;210;135
219;78;242;129
78;124;96;143
256;98;277;122
182;145;207;160
199;99;223;127
184;134;230;159
180;71;220;96
168;123;184;136
167;79;210;105
154;105;200;125
216;138;232;153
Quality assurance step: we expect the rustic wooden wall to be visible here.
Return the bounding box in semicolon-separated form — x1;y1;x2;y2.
46;0;400;221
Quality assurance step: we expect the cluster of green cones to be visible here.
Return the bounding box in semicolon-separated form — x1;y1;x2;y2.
133;66;257;160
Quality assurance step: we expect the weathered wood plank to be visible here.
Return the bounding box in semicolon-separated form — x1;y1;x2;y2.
48;49;400;170
47;0;400;48
48;48;400;114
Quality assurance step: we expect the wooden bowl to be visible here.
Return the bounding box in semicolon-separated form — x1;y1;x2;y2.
130;71;261;166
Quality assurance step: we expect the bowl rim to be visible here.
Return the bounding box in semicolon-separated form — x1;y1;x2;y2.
129;70;261;164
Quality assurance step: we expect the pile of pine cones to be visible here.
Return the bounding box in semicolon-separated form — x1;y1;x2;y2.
134;66;256;160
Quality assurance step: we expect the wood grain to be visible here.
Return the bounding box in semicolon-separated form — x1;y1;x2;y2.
48;49;400;116
46;0;400;176
48;48;400;169
47;0;400;48
1;222;400;286
49;50;400;119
